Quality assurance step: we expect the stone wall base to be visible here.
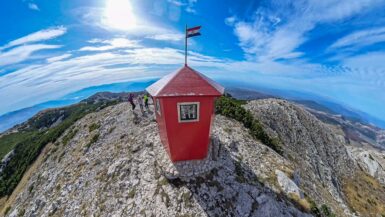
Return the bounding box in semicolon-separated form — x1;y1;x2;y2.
154;137;221;179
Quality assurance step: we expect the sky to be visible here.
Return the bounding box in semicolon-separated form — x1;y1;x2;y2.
1;0;385;124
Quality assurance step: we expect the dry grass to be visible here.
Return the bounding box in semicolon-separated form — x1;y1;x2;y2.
0;197;7;215
288;193;312;211
280;166;294;179
343;171;385;217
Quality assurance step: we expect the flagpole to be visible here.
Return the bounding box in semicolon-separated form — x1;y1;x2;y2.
185;24;187;66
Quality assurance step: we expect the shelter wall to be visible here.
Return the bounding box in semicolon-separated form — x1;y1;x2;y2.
154;97;170;156
161;96;217;161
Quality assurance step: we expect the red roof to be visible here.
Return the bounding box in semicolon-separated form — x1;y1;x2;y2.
146;65;225;97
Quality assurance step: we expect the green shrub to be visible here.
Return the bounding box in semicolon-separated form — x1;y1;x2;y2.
0;131;38;159
4;206;11;215
86;133;100;149
128;187;136;198
88;123;100;132
108;126;116;134
234;160;246;183
308;200;336;217
90;133;99;144
62;128;78;146
309;199;321;217
320;204;336;217
18;208;25;217
215;96;283;155
369;154;374;161
28;184;34;193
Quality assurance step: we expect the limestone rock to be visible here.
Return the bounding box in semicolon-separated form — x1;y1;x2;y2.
4;102;310;217
275;170;301;198
5;98;385;217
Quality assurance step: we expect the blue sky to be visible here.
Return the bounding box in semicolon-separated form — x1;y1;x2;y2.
1;0;385;124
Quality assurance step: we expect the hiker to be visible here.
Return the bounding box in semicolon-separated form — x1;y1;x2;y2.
128;93;136;110
138;95;144;113
144;94;149;110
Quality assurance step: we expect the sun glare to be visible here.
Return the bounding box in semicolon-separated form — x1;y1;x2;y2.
103;0;137;31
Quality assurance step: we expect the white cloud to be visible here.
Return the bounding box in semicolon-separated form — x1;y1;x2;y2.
168;0;184;7
0;47;228;115
87;38;103;44
47;53;72;63
185;7;196;13
1;0;385;124
343;52;385;69
227;0;385;61
224;16;236;26
330;26;385;50
167;0;197;14
0;27;66;67
0;44;61;66
1;44;385;121
0;26;66;50
0;46;351;112
79;38;141;51
28;3;40;11
186;0;197;14
146;33;184;41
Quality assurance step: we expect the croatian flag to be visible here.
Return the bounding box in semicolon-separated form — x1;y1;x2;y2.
186;26;201;38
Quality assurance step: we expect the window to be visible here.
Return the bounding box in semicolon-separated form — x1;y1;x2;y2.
156;98;161;115
177;102;199;122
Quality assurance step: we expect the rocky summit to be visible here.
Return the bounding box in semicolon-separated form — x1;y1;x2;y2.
1;96;385;217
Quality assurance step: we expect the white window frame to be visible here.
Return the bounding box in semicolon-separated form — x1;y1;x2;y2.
156;98;161;115
177;102;200;123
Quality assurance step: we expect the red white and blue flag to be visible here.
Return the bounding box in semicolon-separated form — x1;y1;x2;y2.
186;26;201;38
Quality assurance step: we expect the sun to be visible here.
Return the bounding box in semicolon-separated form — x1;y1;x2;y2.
103;0;137;31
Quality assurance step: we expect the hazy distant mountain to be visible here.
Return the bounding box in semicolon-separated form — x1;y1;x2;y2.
0;106;44;133
2;81;384;134
0;80;156;133
227;86;385;129
225;87;275;100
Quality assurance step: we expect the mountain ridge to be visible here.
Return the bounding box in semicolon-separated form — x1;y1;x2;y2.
227;88;385;150
2;86;384;133
1;92;385;216
225;86;385;129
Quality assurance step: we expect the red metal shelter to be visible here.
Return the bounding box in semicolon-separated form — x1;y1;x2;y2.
146;65;224;162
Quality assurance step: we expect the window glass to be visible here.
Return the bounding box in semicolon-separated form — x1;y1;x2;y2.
178;102;199;122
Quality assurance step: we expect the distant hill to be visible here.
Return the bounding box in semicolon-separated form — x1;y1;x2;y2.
0;79;156;133
225;87;275;100
225;84;385;129
0;106;44;134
